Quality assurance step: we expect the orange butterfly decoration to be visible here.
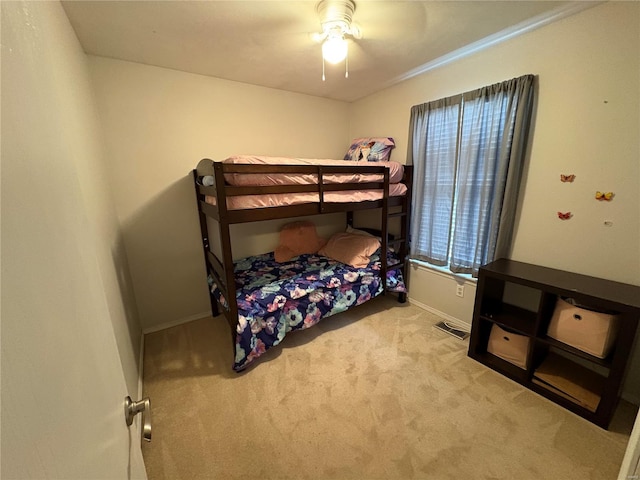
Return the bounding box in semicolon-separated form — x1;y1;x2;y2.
557;212;572;220
560;174;576;183
595;191;614;201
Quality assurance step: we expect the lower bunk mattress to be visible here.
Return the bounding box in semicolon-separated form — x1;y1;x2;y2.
210;249;406;371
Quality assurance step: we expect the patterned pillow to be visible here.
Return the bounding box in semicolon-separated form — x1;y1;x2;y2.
344;137;395;162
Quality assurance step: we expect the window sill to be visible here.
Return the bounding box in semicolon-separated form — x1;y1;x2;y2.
409;259;477;284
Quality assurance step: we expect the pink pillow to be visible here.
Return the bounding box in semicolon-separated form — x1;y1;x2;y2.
318;232;380;268
274;221;326;262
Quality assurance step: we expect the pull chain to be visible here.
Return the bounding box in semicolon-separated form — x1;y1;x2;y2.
322;48;351;81
345;51;349;78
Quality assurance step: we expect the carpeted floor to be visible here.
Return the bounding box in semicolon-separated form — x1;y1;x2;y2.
141;296;637;479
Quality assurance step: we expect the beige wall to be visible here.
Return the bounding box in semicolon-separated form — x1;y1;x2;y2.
1;3;142;399
88;57;351;331
350;1;639;285
349;2;640;401
1;1;146;477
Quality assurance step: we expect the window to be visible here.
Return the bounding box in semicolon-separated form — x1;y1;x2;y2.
407;75;535;277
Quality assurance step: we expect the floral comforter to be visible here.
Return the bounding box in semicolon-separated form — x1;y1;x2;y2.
210;250;406;371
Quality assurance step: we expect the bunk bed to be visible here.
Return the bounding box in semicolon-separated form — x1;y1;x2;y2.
193;155;414;371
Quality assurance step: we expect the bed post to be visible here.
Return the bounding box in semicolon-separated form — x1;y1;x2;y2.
398;165;413;303
212;162;239;343
192;169;220;317
346;211;354;228
381;168;389;296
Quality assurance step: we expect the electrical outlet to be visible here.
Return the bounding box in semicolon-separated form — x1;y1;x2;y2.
456;284;464;297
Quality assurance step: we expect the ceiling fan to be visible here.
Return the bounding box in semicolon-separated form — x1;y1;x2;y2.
311;0;362;80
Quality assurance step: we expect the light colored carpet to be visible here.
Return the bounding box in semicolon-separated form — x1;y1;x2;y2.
141;296;636;479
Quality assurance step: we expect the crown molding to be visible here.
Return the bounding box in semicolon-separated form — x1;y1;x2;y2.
385;1;605;88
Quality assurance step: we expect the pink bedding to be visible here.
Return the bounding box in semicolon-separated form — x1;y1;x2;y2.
222;155;405;185
206;183;407;210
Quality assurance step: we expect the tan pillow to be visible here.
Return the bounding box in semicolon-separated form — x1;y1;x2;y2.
318;232;381;268
274;221;326;262
345;225;380;240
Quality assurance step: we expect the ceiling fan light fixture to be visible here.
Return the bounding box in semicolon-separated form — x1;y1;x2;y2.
322;34;348;64
317;0;356;32
316;0;357;80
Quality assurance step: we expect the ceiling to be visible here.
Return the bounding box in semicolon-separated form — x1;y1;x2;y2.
62;1;596;103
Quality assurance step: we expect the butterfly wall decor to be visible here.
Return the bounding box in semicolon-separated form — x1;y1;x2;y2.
595;191;614;201
557;212;572;220
560;174;576;183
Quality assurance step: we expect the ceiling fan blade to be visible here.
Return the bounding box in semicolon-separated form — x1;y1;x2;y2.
310;31;327;43
348;23;362;40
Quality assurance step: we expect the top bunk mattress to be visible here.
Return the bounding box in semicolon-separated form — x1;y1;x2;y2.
204;183;407;210
222;155;405;186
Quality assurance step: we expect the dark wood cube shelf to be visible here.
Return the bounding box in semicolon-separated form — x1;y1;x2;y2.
468;258;640;429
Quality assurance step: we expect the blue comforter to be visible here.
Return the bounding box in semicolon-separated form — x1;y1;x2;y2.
210;250;406;371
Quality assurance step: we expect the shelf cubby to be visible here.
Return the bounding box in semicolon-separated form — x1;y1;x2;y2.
468;258;640;429
479;303;537;336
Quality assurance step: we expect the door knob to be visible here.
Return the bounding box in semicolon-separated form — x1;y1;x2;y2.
124;396;151;442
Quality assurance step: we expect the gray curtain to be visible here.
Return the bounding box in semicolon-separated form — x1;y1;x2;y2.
407;95;462;266
407;74;535;276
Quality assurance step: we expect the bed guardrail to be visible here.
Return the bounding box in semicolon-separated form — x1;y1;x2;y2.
193;158;409;336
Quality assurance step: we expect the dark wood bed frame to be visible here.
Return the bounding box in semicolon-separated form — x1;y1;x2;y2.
192;159;413;342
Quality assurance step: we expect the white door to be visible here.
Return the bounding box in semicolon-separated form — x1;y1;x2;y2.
1;1;147;478
619;409;640;480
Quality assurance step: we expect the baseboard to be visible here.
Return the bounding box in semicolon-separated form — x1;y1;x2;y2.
408;297;471;331
622;392;640;406
142;310;211;335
